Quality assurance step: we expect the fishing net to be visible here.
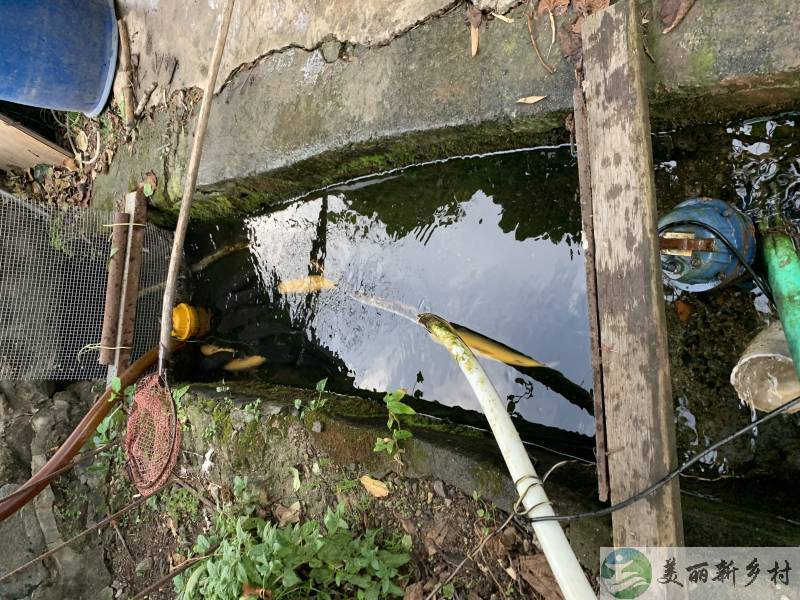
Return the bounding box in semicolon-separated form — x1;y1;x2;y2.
124;374;180;496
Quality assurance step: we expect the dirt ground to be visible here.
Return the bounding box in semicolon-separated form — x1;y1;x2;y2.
0;86;199;211
102;433;590;600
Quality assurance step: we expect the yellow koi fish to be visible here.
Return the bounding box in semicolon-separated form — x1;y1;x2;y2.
277;275;337;295
450;322;545;368
222;355;267;371
200;343;235;357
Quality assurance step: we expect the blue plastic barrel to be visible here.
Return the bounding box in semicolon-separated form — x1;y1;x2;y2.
0;0;117;117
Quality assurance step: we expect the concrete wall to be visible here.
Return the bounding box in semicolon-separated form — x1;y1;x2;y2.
97;0;800;221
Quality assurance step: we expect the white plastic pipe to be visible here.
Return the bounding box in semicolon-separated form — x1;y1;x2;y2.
419;313;596;600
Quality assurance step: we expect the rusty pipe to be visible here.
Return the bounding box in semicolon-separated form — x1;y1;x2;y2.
0;342;183;523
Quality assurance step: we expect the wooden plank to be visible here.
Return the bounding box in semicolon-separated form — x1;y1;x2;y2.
582;0;683;547
572;87;609;503
0;113;70;170
114;190;147;371
99;211;131;366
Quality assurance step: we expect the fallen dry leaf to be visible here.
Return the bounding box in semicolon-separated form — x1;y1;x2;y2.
570;1;610;36
466;4;483;57
75;130;89;153
399;516;417;535
675;298;694;322
558;16;583;66
466;3;483;28
661;0;696;34
505;565;518;581
359;475;390;498
403;582;424;600
491;11;514;23
517;95;547;105
537;0;569;17
273;501;301;527
470;25;480;57
573;0;611;15
519;555;565;600
242;583;272;599
501;526;519;549
165;515;178;538
170;552;185;568
423;519;449;556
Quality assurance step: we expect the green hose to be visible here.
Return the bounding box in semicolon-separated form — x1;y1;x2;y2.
762;225;800;380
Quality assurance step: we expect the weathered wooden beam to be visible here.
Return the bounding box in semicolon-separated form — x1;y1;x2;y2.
572;87;609;503
581;0;683;547
99;211;130;366
113;190;147;371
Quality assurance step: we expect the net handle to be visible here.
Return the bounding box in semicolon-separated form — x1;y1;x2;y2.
0;342;184;523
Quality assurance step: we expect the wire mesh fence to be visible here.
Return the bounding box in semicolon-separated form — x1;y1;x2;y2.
0;190;171;379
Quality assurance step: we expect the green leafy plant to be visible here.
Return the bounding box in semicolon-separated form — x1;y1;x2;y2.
174;485;409;599
242;398;262;422
166;488;201;522
87;379;135;473
201;422;217;442
294;378;328;419
373;390;415;465
173;384;191;423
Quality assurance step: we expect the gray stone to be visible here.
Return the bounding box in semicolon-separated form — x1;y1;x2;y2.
0;444;26;483
30;585;63;600
320;40;343;63
432;479;447;500
135;556;154;575
474;0;517;13
0;382;52;412
97;587;115;600
311;420;324;433
0;485;49;600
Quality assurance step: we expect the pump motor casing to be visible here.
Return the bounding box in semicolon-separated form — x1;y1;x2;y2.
658;198;756;292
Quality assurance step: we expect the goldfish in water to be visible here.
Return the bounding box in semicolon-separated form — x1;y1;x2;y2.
277;275;337;295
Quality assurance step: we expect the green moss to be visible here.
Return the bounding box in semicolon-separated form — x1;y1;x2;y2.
149;118;569;226
690;46;717;83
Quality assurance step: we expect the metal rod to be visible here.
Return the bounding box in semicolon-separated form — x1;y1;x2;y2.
0;343;182;523
158;0;236;374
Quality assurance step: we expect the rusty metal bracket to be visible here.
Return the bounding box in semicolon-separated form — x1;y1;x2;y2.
659;232;716;256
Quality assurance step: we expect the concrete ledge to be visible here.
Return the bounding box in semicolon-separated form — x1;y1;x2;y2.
94;0;800;222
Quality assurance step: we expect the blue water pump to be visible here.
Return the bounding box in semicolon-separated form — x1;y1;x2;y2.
658;198;756;292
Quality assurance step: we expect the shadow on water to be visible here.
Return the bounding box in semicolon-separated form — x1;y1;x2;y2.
186;113;800;492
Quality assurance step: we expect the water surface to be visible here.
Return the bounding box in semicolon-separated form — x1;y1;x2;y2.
190;148;595;435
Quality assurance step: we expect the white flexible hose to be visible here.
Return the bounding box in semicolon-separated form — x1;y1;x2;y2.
419;313;596;600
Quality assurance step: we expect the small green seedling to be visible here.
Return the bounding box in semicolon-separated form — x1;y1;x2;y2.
374;390;415;465
294;378;328;419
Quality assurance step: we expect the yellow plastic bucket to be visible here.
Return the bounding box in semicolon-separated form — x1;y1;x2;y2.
171;303;211;340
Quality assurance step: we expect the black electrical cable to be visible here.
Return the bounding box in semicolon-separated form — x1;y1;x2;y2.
526;394;800;524
658;219;775;306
